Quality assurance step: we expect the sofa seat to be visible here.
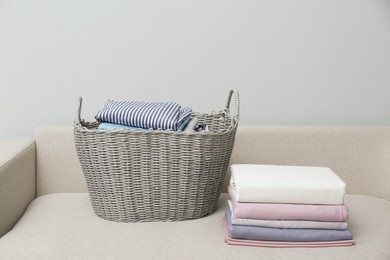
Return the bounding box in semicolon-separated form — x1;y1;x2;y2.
1;193;390;260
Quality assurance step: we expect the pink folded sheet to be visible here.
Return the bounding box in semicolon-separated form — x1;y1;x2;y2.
222;218;354;248
228;186;348;221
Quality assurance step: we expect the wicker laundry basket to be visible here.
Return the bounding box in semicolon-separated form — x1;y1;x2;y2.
73;89;239;222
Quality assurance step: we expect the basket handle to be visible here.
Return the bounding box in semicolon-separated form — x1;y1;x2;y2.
225;88;239;122
75;96;83;125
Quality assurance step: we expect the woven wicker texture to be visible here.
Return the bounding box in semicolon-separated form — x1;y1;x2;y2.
74;89;239;222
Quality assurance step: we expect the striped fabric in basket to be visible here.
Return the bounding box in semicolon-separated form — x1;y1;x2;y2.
95;99;192;131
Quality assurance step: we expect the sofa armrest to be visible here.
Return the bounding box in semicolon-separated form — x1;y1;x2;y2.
0;139;35;238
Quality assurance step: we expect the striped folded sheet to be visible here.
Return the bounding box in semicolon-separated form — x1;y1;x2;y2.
95;99;192;131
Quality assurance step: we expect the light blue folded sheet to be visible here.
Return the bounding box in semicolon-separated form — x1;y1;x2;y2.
98;122;143;131
98;116;197;132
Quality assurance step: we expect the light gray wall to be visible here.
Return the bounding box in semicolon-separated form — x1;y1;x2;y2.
1;0;390;138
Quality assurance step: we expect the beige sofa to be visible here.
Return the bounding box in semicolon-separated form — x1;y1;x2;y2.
1;126;390;259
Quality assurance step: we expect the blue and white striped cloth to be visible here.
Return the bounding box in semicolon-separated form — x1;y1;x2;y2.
95;99;192;131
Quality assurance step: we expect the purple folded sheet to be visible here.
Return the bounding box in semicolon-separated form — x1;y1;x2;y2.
223;219;354;248
225;207;353;242
228;186;348;221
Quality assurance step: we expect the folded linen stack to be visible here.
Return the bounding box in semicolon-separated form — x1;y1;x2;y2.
224;164;355;247
95;99;194;131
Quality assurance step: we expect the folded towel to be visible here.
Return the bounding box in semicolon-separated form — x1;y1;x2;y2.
95;99;192;131
225;206;353;242
223;219;354;248
230;164;346;204
228;186;348;222
227;201;348;230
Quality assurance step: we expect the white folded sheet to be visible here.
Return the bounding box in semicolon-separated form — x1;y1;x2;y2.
230;164;346;204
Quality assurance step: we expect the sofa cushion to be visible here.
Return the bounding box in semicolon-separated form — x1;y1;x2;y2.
35;126;88;196
0;139;35;237
35;126;390;202
0;193;389;259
